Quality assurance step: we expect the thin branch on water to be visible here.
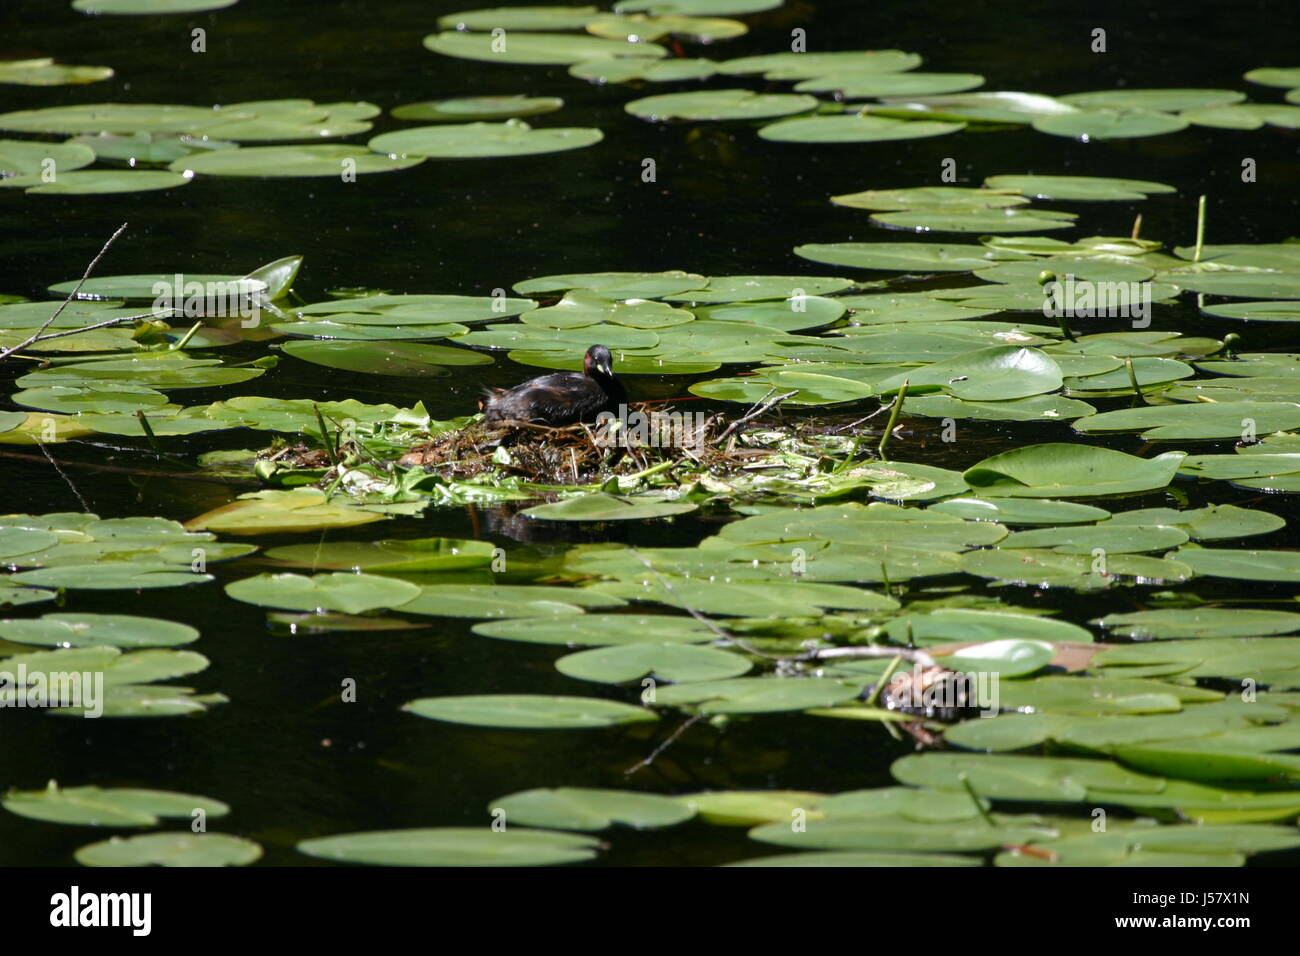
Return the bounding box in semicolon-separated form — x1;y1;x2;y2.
714;389;798;445
37;442;91;512
624;713;705;776
0;222;129;362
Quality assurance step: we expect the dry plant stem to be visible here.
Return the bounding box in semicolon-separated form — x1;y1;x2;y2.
715;389;798;444
0;221;128;362
624;712;705;776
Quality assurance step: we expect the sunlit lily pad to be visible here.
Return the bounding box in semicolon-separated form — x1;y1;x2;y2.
226;573;422;614
1097;608;1300;639
0;139;97;177
796;72;984;99
1032;109;1188;140
0;170;190;195
489;787;694;831
3;782;227;827
392;95;564;122
1174;549;1300;582
653;676;864;714
172;145;424;177
720;50;923;80
1060;88;1244;111
73;0;238;11
522;494;697;521
423;31;666;65
626;89;817;122
760;114;964;143
75;832;261;867
964;444;1185;497
473;613;716;646
281;340;490;376
0;58;113;85
1075;402;1300;440
299;827;600;866
556;643;751;684
404;694;657;728
794;242;1009;272
370;120;602;158
983;174;1176;201
0;613;198;648
398;585;625;619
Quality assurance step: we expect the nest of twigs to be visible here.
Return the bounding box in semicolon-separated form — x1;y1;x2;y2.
398;402;778;484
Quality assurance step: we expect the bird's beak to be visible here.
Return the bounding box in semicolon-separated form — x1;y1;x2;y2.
597;360;613;376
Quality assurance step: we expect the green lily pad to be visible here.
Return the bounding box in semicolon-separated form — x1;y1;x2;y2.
369;121;602;158
172;145;424;177
0;613;198;648
398;585;625;619
1;170;190;195
298;827;600;866
473;613;718;646
653;676;864;714
281;340;491;376
1097;608;1300;640
392;96;564;122
521;494;697;521
226;573;422;614
404;695;657;728
488;787;694;831
983;174;1176;201
964;443;1185;497
75;832;261;867
1032;109;1188;140
627;89;817;122
555;643;751;683
0;139;97;178
796;72;985;99
423;31;666;65
929;497;1109;525
959;549;1192;589
262;538;495;572
760;114;964;143
794;242;1008;272
0;58;113;85
3;782;227;827
73;0;238;11
1060;88;1244;111
1200;301;1300;322
1174;548;1300;582
719;50;923;80
872;208;1077;234
1075;402;1300;440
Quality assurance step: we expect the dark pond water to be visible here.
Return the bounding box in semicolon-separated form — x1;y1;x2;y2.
2;0;1300;866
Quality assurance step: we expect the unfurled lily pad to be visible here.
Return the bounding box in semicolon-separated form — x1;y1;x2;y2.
172;145;424;177
75;832;261;867
626;89;817;122
3;782;227;827
299;827;600;866
423;31;666;65
369;121;602;158
404;694;657;728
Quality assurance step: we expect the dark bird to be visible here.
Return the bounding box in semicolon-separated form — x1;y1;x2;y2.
479;344;626;426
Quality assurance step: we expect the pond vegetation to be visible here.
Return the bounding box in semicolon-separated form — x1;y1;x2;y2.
3;0;1300;867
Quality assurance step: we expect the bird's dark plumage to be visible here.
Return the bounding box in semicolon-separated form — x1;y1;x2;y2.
479;344;626;426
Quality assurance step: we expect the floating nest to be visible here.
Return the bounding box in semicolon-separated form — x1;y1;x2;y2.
397;403;780;485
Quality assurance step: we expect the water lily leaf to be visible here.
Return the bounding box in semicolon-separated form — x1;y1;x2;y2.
593;577;896;616
797;72;984;99
627;89;817;122
474;613;718;646
1106;504;1285;541
1033;109;1188;140
187;490;389;535
521;494;697;521
893;752;1164;801
999;522;1189;554
904;393;1096;422
489;787;694;831
1245;67;1300;88
885;609;1093;647
0;58;113;85
404;694;657;728
423;31;666;65
653;676;864;714
1174;548;1300;582
75;832;261;867
272;318;468;340
0;586;56;608
794;242;1011;272
678;790;824;826
556;643;751;683
1064;357;1193;393
929;497;1109;525
437;5;603;30
281;340;490;376
872;208;1077;234
959;549;1192;589
73;0;238;11
1200;301;1300;322
870;90;1073;124
263;538;495;572
299;827;600;866
369;121;602;158
13;386;170;414
728;851;983;866
1162;272;1300;299
1075;402;1300;440
760;114;964;143
833;186;1027;212
0;613;198;648
398;585;625;618
664;275;853;304
392;95;564;122
719;50;923;80
935;639;1055;678
3;783;227;827
226;573;422;614
0;139;97;178
1060;88;1244;111
975;256;1155;284
173;145;424;177
570;56;719;84
1097;608;1300;640
1;170;189;195
963;443;1185;497
750;815;1053;852
983;174;1176;201
9;564;213;589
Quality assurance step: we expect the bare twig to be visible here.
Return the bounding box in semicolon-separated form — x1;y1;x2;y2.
0;222;128;362
714;389;798;444
625;713;705;776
